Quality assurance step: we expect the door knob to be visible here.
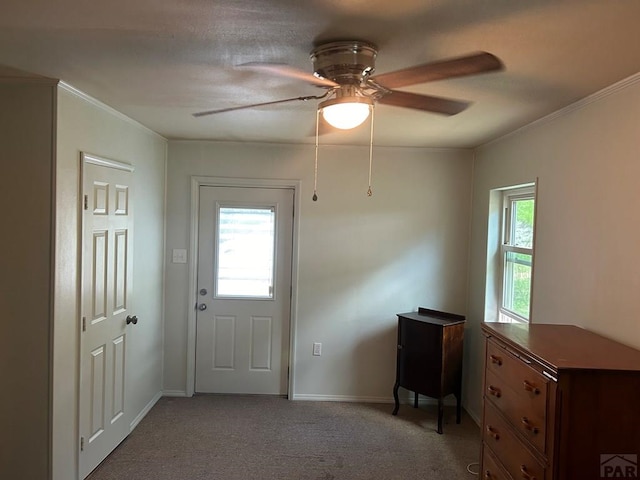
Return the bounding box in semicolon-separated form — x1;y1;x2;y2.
126;315;138;325
198;304;207;311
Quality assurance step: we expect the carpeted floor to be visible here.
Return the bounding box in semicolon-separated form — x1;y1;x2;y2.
87;395;480;480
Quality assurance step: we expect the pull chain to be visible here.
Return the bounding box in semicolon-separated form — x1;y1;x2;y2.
367;105;375;197
313;108;319;201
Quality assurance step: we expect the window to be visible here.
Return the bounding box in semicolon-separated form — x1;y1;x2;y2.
499;187;535;322
215;205;276;299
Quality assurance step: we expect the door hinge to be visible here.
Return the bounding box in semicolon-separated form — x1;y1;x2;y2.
80;436;85;452
83;194;88;211
82;316;86;332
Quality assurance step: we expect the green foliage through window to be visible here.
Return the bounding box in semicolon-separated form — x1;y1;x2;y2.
501;188;535;322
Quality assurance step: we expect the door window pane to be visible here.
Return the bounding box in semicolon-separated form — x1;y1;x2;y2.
216;206;275;298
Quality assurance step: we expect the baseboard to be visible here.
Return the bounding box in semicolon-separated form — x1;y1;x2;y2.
162;390;190;397
129;391;162;431
290;394;457;406
291;394;392;403
465;406;481;426
160;390;461;411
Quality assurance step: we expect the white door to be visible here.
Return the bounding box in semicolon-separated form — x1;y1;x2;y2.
195;186;293;394
79;156;134;478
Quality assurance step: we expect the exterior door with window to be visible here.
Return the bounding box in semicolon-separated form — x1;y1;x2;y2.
195;186;293;394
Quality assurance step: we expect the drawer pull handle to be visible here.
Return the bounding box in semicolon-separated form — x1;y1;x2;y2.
489;354;503;366
486;425;500;440
523;380;540;395
521;417;540;434
520;465;536;480
487;385;502;398
484;470;492;479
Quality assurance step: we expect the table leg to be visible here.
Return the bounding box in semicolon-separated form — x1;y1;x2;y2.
437;398;444;434
392;383;400;415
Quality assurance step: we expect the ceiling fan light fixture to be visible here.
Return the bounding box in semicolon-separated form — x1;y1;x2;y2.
319;96;373;130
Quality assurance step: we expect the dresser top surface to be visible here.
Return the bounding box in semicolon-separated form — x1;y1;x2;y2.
482;322;640;372
397;311;466;326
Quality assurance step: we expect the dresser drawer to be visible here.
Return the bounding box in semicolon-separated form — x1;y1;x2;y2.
483;403;546;480
482;447;510;480
487;339;549;393
485;368;546;452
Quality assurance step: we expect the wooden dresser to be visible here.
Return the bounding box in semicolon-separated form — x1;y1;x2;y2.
481;322;640;480
392;308;465;434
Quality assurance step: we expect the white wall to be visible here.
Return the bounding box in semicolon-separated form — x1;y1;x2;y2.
0;78;57;480
164;141;474;400
465;75;640;420
54;85;167;479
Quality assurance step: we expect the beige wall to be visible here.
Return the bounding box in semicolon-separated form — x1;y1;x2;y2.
0;79;57;480
53;85;167;479
164;141;474;400
465;75;640;420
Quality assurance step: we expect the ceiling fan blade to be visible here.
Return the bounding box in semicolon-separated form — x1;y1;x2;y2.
238;62;339;88
193;94;327;118
377;90;469;115
370;51;503;89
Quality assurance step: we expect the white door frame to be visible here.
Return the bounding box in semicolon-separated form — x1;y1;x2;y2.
186;176;301;398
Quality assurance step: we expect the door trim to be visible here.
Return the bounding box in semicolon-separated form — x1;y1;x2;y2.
82;152;135;172
186;176;301;398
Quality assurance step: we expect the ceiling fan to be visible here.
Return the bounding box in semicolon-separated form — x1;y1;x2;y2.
193;40;504;130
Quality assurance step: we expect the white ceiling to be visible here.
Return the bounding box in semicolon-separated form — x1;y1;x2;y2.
1;0;639;147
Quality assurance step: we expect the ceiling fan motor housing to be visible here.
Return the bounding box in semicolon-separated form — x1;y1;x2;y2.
310;41;378;86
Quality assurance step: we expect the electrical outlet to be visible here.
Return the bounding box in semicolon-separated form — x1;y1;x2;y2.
313;342;322;356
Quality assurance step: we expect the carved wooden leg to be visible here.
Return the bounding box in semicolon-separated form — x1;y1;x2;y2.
392;383;400;415
437;398;444;434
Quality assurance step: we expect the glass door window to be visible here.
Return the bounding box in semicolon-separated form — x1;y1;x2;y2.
215;206;276;299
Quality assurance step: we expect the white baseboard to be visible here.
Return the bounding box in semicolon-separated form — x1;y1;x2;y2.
290;393;457;406
291;394;393;403
129;391;162;431
465;406;481;426
162;390;190;397
159;390;463;413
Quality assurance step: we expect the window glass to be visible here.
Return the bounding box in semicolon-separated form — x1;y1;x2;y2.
500;187;535;322
502;251;532;319
511;198;534;248
216;206;275;298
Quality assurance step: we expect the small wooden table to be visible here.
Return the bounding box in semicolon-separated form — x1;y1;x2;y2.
392;307;465;434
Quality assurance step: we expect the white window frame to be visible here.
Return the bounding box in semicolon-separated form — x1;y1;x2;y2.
499;186;535;323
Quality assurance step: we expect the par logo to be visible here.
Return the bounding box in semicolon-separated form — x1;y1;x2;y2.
600;454;638;478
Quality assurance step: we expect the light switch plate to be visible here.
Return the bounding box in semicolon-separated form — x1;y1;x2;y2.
172;249;187;264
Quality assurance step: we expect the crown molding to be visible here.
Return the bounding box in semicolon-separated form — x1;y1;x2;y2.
58;81;166;142
480;71;640;149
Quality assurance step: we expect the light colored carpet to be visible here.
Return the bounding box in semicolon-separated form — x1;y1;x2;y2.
88;395;480;479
